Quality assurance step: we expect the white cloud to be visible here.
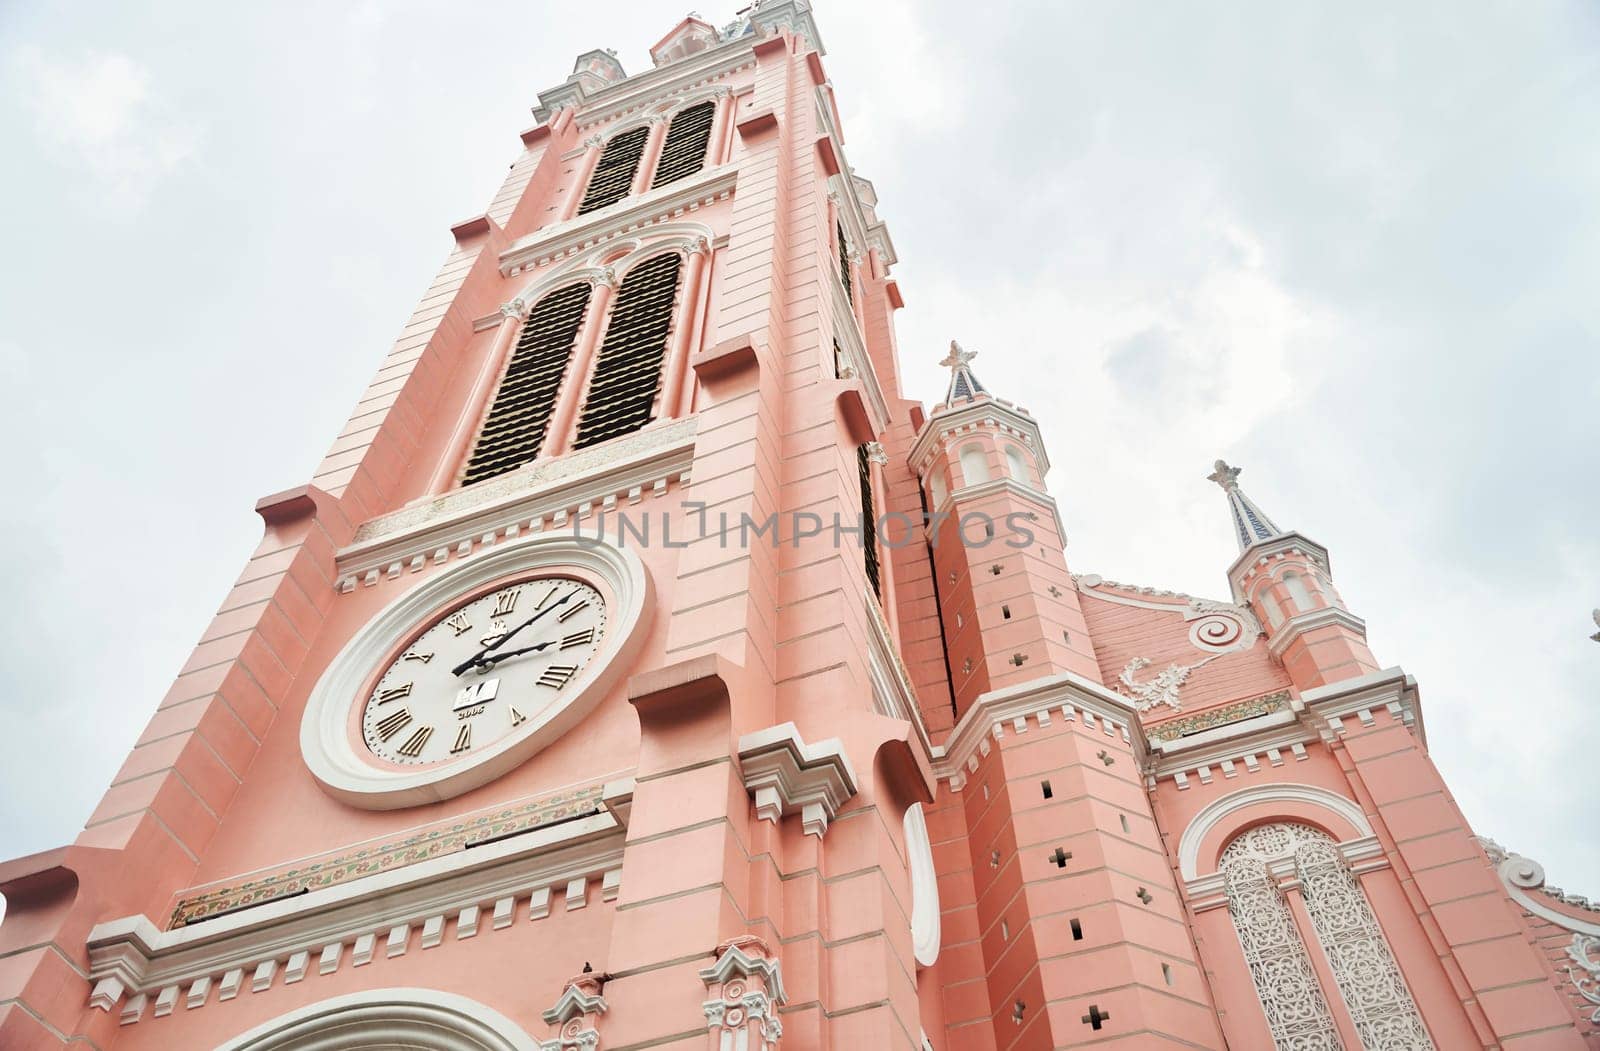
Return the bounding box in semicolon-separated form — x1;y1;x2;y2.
10;46;197;211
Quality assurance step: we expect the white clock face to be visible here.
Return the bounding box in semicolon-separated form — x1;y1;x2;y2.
360;576;607;765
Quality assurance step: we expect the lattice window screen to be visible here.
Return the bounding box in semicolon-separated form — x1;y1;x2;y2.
573;253;683;449
460;283;592;486
1221;826;1345;1050
837;220;853;305
650;101;715;188
577;127;649;215
1295;836;1435;1049
858;445;881;597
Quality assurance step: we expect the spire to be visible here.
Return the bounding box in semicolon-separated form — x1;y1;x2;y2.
939;340;987;405
1207;459;1284;551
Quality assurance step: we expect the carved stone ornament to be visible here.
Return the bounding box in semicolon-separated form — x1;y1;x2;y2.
538;971;607;1051
701;937;785;1050
864;441;888;466
499;297;529;320
1115;655;1220;713
939;340;977;370
1568;934;1600;1023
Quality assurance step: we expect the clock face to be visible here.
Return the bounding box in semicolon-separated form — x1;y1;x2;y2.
360;576;607;766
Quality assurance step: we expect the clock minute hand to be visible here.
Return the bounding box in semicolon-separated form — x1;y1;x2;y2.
450;590;573;675
475;639;559;670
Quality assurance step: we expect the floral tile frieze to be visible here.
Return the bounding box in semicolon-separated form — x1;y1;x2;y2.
1145;691;1290;744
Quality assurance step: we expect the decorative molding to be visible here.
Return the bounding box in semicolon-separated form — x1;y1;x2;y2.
1176;782;1373;883
538;972;607;1051
903;803;941;969
862;589;931;756
1146;692;1290;744
1567;934;1600;1024
1115;654;1221;713
1264;605;1369;661
337;417;695;586
309;536;653;809
91;816;627;1025
737;723;858;837
498;167;735;277
700;937;785;1050
1478;837;1600;935
167;781;621;927
909;396;1050;480
211;989;541;1051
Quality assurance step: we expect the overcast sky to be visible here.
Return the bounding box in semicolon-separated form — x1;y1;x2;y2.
1;2;1596;891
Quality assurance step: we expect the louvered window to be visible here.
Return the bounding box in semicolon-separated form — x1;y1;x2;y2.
837;221;853;305
460;283;593;486
577;126;649;215
651;101;715;188
858;444;881;597
573;253;683;449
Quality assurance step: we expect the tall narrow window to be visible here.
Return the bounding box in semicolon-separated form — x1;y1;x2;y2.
460;283;592;486
651;101;715;188
573;253;683;449
837;220;853;305
1220;826;1345;1049
1283;570;1314;613
858;444;881;597
577;126;649;215
959;444;990;486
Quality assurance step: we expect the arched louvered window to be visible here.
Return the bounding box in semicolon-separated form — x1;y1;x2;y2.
858;445;881;597
651;101;715;188
573;252;683;449
461;283;592;486
837;220;853;305
577;126;650;215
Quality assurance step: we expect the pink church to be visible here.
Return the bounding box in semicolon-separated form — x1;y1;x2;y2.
3;5;1597;1049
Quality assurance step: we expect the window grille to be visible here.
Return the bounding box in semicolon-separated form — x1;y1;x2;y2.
577;126;649;215
461;283;592;486
837;220;853;305
573;253;683;449
858;444;881;596
650;101;715;188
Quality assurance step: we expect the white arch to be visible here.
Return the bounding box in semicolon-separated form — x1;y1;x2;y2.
1283;570;1314;613
1003;444;1030;484
1178;782;1372;881
958;443;990;486
214;989;539;1051
510;220;714;306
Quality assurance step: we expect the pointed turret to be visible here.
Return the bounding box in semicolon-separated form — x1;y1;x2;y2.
1207;459;1283;551
938;340;987;405
1211;459;1380;690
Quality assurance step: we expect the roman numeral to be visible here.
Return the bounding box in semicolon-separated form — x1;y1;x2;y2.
445;611;473;636
508;706;526;727
492;588;522;617
402;650;433;664
375;683;413;704
536;585;561;610
537;664;579;689
374;709;412;741
397;726;434;758
556;599;590;623
450;724;472;754
560;628;594;650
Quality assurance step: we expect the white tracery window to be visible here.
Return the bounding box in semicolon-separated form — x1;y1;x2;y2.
1221;823;1435;1051
958;443;990;486
1283;570;1314;613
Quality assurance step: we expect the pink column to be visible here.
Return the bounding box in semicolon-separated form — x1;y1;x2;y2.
558;135;605;222
426;300;525;494
708;88;735;165
661;240;709;419
1280;875;1365;1051
542;273;615;458
632;117;670;196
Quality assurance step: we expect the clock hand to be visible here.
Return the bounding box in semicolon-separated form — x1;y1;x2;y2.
450;590;574;676
472;638;560;671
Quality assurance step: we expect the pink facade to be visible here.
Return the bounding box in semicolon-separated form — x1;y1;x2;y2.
2;5;1596;1049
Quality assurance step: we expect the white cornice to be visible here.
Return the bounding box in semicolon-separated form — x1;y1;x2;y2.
92;813;626;1024
1264;606;1369;661
922;478;1069;554
498;166;737;277
336;418;696;587
908;398;1049;478
737;723;858;837
931;670;1145;791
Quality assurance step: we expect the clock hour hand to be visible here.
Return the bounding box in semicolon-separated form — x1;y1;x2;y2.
471;639;558;671
450;590;573;676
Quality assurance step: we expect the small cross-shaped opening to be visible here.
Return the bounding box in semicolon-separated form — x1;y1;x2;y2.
1049;846;1071;869
1010;652;1028;667
1136;886;1153;905
989;563;1003;576
1070;917;1083;941
1048;585;1061;597
1097;750;1115;766
1012;1000;1026;1024
1081;1004;1110;1030
1040;779;1053;800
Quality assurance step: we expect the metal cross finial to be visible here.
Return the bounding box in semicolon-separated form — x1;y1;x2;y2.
940;340;977;370
1207;459;1242;491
